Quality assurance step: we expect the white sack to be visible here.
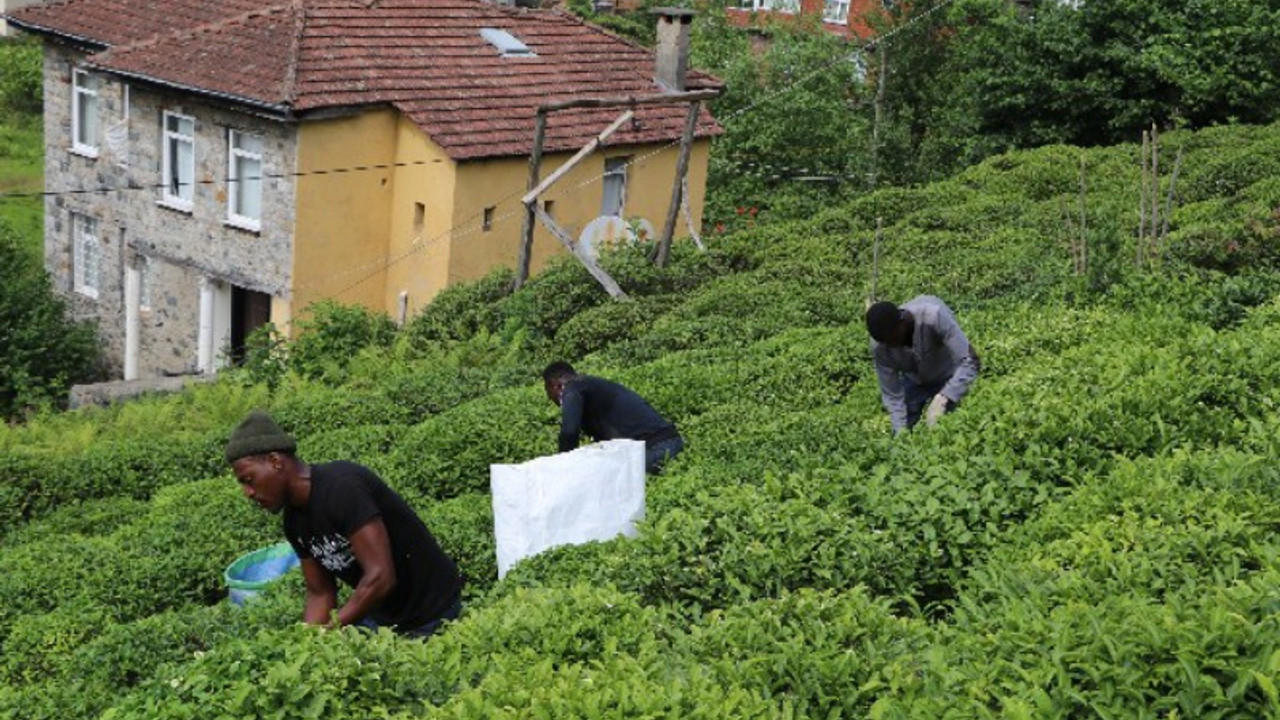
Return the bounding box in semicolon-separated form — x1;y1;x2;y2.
490;439;645;579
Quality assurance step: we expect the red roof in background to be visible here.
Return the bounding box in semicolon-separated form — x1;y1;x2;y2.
9;0;723;160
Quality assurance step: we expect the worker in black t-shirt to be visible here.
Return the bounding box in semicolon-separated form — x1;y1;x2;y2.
225;410;462;638
542;361;684;474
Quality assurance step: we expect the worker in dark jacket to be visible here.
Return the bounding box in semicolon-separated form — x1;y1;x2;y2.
542;361;684;474
865;296;981;433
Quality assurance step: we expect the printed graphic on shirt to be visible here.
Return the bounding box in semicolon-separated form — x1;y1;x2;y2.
306;534;356;574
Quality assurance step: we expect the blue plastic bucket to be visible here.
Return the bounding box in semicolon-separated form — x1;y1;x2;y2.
224;541;300;606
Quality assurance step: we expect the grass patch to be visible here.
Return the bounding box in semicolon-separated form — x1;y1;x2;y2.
0;112;42;261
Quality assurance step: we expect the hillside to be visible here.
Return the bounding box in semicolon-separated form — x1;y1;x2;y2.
3;122;1280;718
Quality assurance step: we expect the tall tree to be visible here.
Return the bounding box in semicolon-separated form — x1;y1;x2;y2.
947;0;1280;148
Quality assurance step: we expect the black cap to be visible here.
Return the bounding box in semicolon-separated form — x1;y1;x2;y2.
225;410;296;464
865;301;901;343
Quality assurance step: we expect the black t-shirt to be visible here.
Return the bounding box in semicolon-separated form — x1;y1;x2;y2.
558;375;678;452
282;461;462;632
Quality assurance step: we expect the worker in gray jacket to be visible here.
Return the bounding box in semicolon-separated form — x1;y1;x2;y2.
865;296;980;433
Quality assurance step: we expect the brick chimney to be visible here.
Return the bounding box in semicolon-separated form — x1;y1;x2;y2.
653;7;695;92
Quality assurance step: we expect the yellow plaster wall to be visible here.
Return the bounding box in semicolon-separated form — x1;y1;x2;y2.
292;109;398;325
384;117;457;319
448;138;712;288
293;107;713;320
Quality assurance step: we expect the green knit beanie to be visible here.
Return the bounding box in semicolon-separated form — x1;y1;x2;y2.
225;410;296;464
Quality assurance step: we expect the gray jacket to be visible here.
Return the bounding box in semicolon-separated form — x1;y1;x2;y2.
871;295;980;432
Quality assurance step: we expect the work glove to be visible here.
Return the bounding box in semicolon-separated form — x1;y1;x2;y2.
925;393;950;427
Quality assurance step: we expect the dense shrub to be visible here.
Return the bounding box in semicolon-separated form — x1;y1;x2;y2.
0;38;41;116
295;423;399;465
499;482;921;614
4;495;146;545
0;221;101;420
285;300;398;382
551;293;679;360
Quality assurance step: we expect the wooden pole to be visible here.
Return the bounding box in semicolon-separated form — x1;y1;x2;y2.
655;100;701;268
533;203;630;300
871;216;883;302
1149;124;1160;263
521;110;634;205
1078;153;1087;275
1160;144;1184;261
870;43;888;190
1137;129;1148;267
538;89;720;113
514;111;548;291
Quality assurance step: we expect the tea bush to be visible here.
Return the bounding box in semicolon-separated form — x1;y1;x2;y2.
374;386;554;500
0;431;226;536
416;491;498;596
103;624;442;720
678;588;933;718
425;655;783;719
7;121;1280;718
295;423;399;465
420;583;681;703
272;382;416;435
402;267;511;344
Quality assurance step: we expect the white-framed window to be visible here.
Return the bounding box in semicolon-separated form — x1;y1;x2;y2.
824;0;849;23
227;129;263;230
602;156;630;217
72;212;100;298
162;111;195;210
72;69;99;157
739;0;799;12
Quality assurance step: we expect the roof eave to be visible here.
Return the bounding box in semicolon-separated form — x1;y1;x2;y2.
4;16;109;52
86;64;295;120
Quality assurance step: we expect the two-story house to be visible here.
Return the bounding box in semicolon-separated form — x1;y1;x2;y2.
7;0;722;380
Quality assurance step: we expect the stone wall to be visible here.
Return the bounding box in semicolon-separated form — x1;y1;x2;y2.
42;43;299;379
68;375;214;410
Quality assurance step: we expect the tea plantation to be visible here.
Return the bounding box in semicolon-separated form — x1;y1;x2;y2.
5;122;1280;718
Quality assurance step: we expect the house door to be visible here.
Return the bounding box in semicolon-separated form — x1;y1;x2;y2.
229;286;271;366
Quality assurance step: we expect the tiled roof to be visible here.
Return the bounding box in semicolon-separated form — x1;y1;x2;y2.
9;0;723;160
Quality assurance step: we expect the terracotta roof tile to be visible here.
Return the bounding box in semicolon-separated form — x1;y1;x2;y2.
8;0;722;160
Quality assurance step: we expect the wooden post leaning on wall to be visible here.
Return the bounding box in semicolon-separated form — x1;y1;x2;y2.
655;100;702;268
513;111;549;291
533;203;630;300
514;88;721;296
520;109;635;300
